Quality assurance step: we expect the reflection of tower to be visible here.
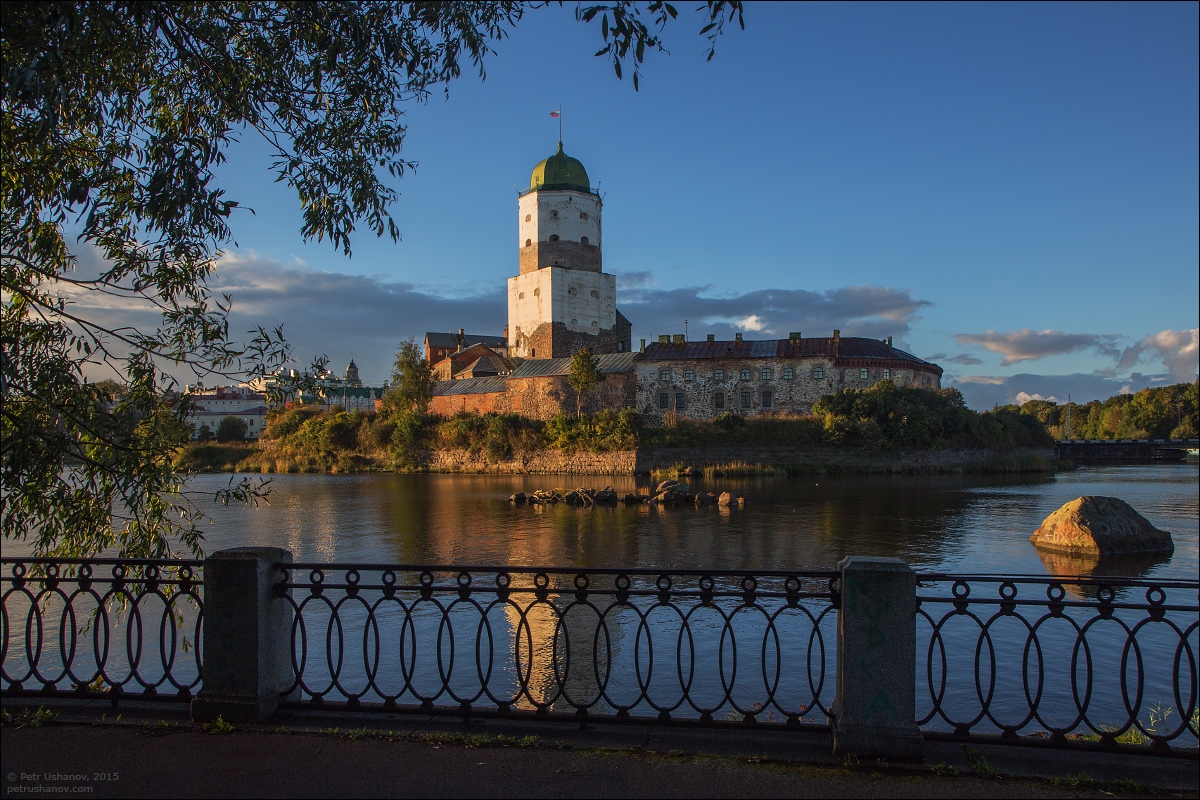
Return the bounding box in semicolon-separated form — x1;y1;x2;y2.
507;143;631;359
504;577;627;713
344;356;361;387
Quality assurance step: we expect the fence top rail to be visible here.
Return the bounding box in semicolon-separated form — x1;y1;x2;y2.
1;557;204;569
277;562;842;580
916;572;1199;590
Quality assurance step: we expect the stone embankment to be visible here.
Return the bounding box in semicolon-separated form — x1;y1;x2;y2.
421;446;1057;475
510;481;745;508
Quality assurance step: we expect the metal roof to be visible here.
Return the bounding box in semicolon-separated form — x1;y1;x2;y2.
431;377;509;397
508;352;636;379
635;337;941;370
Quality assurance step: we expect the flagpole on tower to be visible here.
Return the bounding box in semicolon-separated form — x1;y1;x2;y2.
558;104;562;144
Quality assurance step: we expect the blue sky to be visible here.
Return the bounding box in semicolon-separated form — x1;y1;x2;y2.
98;2;1199;408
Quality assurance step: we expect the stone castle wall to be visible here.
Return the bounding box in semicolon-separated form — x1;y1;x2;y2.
417;445;1055;475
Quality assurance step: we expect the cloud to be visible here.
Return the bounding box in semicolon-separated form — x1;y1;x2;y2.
945;354;984;365
620;284;931;341
950;372;1176;410
1014;391;1060;405
58;249;934;386
615;271;655;290
954;329;1123;366
1141;329;1198;382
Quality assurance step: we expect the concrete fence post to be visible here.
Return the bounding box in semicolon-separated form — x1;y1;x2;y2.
833;556;924;762
191;547;294;723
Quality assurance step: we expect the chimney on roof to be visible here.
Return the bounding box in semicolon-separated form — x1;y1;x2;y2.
639;338;645;353
503;325;508;341
833;329;840;356
706;334;714;343
887;336;892;347
735;332;743;342
659;335;670;344
789;332;802;342
673;334;685;344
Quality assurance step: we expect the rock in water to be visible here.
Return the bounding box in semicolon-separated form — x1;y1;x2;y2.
1030;496;1173;556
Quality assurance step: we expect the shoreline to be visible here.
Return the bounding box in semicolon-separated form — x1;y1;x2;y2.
180;443;1065;476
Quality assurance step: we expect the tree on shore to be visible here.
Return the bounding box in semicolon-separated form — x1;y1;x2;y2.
382;337;435;416
215;416;249;443
568;347;606;417
2;1;743;558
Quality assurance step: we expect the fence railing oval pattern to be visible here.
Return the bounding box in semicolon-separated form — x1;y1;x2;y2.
274;564;840;728
3;557;1197;757
0;558;204;701
915;574;1199;751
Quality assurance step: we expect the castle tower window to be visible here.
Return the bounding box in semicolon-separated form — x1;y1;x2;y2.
813;367;824;380
518;292;524;299
659;393;669;409
549;234;559;242
859;367;869;380
714;393;725;409
525;214;532;222
762;368;773;380
684;369;694;381
525;238;531;247
741;390;752;408
550;210;559;219
580;236;589;245
783;367;793;380
659;369;671;381
883;369;890;380
740;369;751;381
714;369;724;382
761;391;773;408
580;212;588;220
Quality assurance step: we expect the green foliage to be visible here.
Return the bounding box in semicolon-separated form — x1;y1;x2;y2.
1025;382;1199;440
544;409;641;452
642;415;824;448
382;337;435;415
196;423;214;442
814;382;1053;450
567;347;606;416
215;415;249;443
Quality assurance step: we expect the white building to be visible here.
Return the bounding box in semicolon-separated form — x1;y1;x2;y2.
506;143;631;359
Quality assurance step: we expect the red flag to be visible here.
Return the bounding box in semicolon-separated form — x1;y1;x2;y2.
549;111;560;118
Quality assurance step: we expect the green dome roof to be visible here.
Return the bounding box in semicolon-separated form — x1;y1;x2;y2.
530;143;591;192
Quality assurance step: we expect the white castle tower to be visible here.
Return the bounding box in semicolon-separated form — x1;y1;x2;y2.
507;143;631;359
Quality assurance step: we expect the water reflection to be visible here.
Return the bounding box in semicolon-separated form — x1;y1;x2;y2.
163;466;1197;582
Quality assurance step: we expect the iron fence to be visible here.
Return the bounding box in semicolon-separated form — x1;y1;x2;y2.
273;563;840;729
3;556;1197;758
1;558;204;702
915;574;1199;753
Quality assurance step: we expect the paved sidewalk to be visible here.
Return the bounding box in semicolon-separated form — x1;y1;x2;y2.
2;701;1197;798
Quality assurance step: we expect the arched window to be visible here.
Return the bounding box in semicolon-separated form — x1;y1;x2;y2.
660;369;671;381
783;367;793;380
525;238;531;247
580;236;589;245
684;369;695;381
580;212;588;220
549;234;559;242
714;369;724;382
761;368;773;380
740;369;751;381
525;214;531;222
550;210;559;219
518;292;524;299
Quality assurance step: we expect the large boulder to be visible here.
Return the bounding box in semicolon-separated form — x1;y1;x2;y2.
1030;496;1174;556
